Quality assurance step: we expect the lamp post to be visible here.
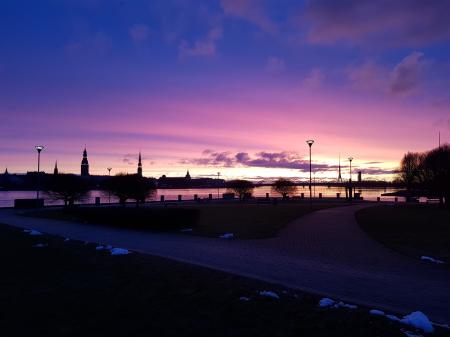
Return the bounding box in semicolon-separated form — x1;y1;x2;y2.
306;139;314;208
107;167;112;203
217;172;221;199
348;157;353;201
35;145;44;199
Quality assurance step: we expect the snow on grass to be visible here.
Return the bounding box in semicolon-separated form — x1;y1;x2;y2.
24;229;42;236
33;243;48;248
420;256;444;264
386;314;401;322
219;233;234;239
318;298;357;309
369;309;385;316
180;228;193;232
401;311;434;333
334;301;357;309
318;298;335;308
239;296;250;302
95;245;105;250
258;291;280;299
64;238;70;242
105;245;113;250
110;247;130;255
401;330;423;337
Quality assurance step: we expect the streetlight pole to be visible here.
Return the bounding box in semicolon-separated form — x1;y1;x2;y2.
348;157;353;202
306;139;314;209
35;145;44;199
107;167;112;203
217;172;221;199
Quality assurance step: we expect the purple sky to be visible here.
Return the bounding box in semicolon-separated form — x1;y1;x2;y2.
1;0;449;180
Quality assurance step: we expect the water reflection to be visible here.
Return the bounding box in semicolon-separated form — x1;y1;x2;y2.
0;186;403;207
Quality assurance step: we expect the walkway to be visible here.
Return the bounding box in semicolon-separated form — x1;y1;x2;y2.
1;205;449;323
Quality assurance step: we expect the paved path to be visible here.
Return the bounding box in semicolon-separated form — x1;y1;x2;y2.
1;205;449;324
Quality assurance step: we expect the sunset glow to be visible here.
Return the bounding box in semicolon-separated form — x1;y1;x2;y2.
1;0;449;180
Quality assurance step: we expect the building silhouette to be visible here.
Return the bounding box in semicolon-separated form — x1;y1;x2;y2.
358;171;362;183
185;170;191;179
81;148;89;176
137;152;143;177
53;161;58;175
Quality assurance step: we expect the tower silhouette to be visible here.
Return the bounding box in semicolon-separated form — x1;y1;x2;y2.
81;148;89;176
137;152;143;177
54;161;59;175
337;154;342;182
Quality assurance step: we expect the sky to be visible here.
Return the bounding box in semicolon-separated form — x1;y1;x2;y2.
1;0;449;181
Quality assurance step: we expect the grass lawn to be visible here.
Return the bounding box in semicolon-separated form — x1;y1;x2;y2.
356;204;450;263
29;201;344;239
0;223;445;337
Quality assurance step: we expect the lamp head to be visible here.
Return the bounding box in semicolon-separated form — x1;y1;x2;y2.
348;157;353;162
306;139;314;147
35;145;44;153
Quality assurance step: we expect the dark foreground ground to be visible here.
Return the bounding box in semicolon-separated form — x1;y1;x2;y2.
30;201;343;239
356;204;450;263
0;223;447;337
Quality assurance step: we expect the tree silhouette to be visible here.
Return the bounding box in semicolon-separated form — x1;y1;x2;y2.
272;178;297;198
105;173;156;207
422;144;450;207
226;179;254;200
45;174;89;207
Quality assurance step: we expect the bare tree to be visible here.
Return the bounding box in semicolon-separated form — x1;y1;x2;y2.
104;173;156;207
422;144;450;207
226;179;254;200
272;178;297;198
45;174;89;207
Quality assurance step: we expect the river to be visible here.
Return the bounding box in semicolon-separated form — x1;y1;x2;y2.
0;186;403;207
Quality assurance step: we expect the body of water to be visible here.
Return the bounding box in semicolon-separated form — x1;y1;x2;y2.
0;186;403;207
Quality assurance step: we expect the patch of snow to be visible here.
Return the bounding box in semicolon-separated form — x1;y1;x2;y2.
259;291;280;299
386;314;401;322
239;296;250;302
33;243;48;248
370;309;385;316
420;256;444;264
432;322;449;330
105;245;113;250
401;329;423;337
318;298;335;308
401;311;434;333
180;228;193;232
219;233;234;239
335;301;358;309
110;247;130;255
24;229;42;236
96;245;105;250
64;238;70;242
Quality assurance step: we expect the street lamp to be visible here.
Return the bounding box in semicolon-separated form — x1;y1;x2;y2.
306;139;314;208
217;172;221;199
35;145;44;199
348;157;353;201
107;167;112;203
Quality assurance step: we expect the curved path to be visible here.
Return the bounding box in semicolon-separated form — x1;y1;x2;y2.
1;205;449;323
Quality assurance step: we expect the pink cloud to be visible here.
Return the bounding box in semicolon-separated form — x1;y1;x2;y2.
220;0;277;34
303;0;450;47
179;26;223;58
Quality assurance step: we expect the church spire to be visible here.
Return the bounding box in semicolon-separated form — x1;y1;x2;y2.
81;147;89;176
54;161;59;175
137;152;143;177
